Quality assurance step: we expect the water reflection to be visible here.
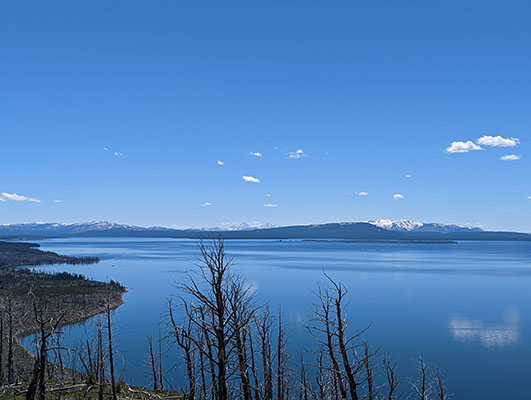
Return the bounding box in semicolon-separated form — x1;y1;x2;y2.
449;311;519;348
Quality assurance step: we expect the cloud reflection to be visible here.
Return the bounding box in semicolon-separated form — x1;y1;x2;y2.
449;311;519;348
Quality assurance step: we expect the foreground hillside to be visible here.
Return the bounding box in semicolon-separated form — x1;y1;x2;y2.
0;241;125;392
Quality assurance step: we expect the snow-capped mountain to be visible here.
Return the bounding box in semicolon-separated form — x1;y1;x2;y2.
0;221;147;236
366;219;483;233
199;222;281;231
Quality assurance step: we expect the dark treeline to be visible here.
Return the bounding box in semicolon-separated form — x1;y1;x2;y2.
0;240;99;269
0;239;452;399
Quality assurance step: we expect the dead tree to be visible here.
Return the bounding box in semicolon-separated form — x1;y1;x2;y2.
382;353;399;400
299;352;309;400
307;274;371;400
228;275;256;400
307;284;346;400
410;354;431;400
177;238;257;400
169;302;196;399
106;298;118;400
362;342;379;400
434;368;451;400
26;296;66;400
97;318;105;400
277;309;289;400
147;336;159;391
256;307;274;400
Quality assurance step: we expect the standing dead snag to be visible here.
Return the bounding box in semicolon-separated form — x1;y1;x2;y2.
410;354;431;400
228;275;256;400
382;353;399;400
26;294;66;400
106;298;118;400
147;336;159;391
434;368;451;400
169;302;196;399
256;307;274;400
176;238;257;400
277;309;289;400
307;274;370;400
362;341;379;400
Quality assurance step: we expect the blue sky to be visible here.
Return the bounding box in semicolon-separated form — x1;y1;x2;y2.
1;1;530;231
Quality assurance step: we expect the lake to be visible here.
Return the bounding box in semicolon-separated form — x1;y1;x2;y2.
26;238;531;399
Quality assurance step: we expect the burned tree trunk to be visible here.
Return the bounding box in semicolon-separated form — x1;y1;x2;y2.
106;300;118;400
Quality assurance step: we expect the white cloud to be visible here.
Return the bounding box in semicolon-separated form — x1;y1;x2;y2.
242;176;261;183
264;203;278;208
527;196;531;200
250;152;262;157
477;135;520;147
357;191;368;196
103;147;109;151
217;160;224;166
500;154;521;161
288;149;308;159
393;193;404;199
446;141;483;153
405;174;412;178
1;192;42;203
53;199;62;203
264;193;272;197
113;151;123;157
0;198;5;202
202;202;213;207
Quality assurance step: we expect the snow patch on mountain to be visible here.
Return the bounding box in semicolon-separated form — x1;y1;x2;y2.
366;219;483;233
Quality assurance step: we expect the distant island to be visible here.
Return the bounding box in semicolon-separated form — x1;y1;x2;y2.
0;219;530;241
302;239;458;244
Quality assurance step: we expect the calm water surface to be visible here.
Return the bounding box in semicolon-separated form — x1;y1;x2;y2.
27;238;531;399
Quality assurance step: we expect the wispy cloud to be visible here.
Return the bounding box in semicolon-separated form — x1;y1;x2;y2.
264;193;272;197
446;141;483;153
250;152;262;157
288;149;308;159
500;154;521;161
264;203;278;208
202;202;213;207
53;199;62;203
114;151;123;157
477;135;520;147
242;176;261;183
357;191;368;196
405;174;412;178
217;160;224;166
527;196;531;200
393;193;404;199
1;192;42;203
103;147;109;151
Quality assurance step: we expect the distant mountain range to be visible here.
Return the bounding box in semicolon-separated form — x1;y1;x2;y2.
0;220;529;241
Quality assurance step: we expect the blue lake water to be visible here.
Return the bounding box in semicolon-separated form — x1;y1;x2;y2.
27;238;531;399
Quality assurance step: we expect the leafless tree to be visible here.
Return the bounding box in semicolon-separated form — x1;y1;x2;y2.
147;335;159;391
434;368;451;400
25;295;66;400
410;354;431;400
106;298;118;400
256;307;274;400
175;238;258;400
382;352;399;400
169;301;196;399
